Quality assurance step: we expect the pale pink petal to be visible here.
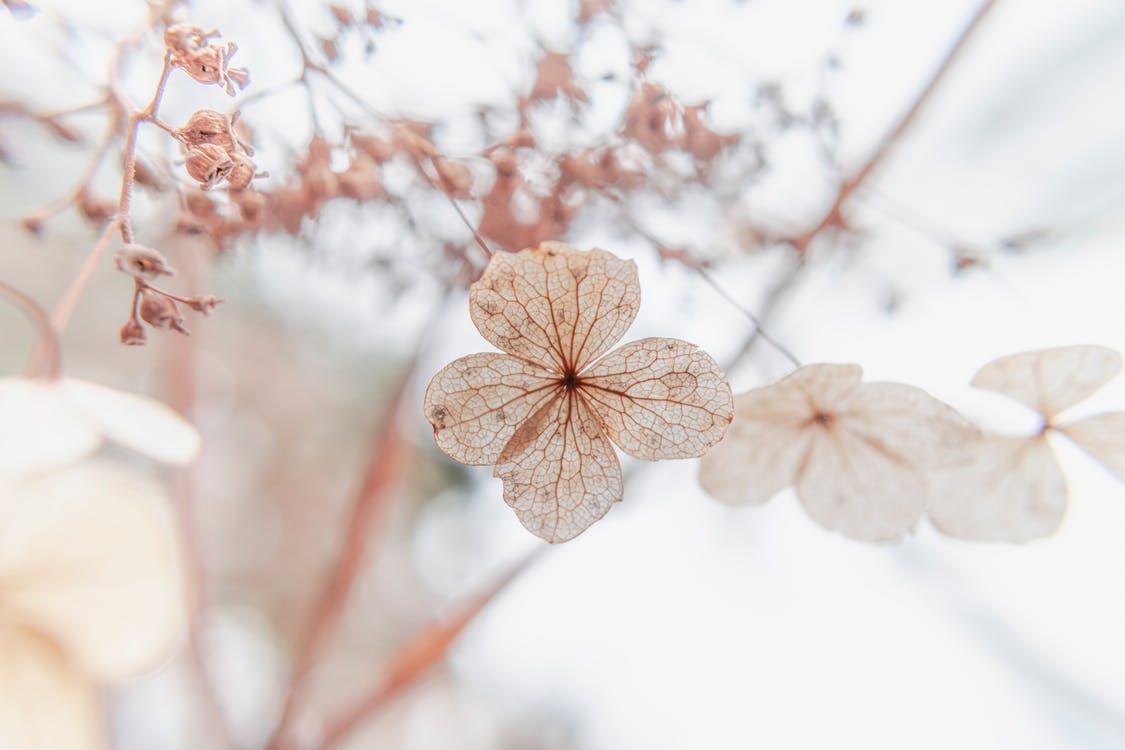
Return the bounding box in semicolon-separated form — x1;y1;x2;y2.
698;381;812;506
0;378;100;480
795;423;928;541
470;242;640;372
0;625;104;750
0;461;187;680
1059;411;1125;483
423;353;559;465
785;363;864;406
971;345;1122;418
927;435;1066;542
61;378;201;464
494;391;622;542
579;337;733;460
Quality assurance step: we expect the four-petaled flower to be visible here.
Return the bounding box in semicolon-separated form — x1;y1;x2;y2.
424;242;734;543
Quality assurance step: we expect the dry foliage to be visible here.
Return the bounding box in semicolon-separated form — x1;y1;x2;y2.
425;242;733;542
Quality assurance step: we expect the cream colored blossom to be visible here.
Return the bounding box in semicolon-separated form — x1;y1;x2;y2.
0;461;186;749
0;376;200;481
700;364;977;542
929;345;1125;542
424;242;733;543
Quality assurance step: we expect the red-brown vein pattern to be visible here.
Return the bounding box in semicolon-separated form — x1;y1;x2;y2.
425;242;733;543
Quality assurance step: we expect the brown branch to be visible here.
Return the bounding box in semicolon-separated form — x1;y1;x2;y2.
316;549;543;750
264;360;418;750
788;0;998;255
0;280;60;379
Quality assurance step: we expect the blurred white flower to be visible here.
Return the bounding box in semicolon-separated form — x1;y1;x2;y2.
0;376;201;481
0;460;187;750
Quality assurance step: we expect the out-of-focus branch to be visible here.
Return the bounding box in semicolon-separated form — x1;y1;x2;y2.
316;549;543;750
0;280;59;379
787;0;998;255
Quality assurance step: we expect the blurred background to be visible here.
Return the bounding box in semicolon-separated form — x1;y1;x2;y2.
2;0;1125;748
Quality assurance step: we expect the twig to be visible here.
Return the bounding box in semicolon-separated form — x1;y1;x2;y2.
316;549;544;750
786;0;998;255
0;280;60;379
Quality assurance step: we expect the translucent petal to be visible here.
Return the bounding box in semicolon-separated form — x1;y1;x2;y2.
835;382;979;468
971;345;1122;418
423;353;559;466
698;382;812;506
1059;411;1125;483
470;243;640;372
0;378;100;480
60;378;201;465
795;422;928;542
0;625;104;750
494;391;622;542
927;435;1066;542
580;338;733;460
0;461;187;680
785;363;864;406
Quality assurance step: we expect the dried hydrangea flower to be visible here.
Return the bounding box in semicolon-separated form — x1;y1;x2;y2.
928;345;1125;542
0;460;186;750
113;244;175;280
424;242;733;543
184;143;234;189
699;364;977;542
164;24;249;96
0;376;201;482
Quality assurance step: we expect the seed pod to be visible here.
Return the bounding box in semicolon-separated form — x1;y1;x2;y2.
178;109;235;153
226;153;257;191
119;318;147;346
114;244;176;280
139;289;189;335
184;143;234;188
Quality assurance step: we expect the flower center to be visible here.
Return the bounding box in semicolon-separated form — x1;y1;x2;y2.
561;370;580;390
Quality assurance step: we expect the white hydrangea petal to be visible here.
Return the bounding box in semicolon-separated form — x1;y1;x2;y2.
0;625;105;750
785;363;864;405
1059;411;1125;483
971;345;1122;418
61;378;201;464
927;434;1066;542
0;378;100;480
0;461;187;681
795;423;927;542
698;382;812;506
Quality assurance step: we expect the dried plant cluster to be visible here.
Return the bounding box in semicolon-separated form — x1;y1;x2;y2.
1;0;1124;748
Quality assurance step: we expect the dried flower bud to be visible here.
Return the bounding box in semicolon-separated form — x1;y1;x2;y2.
114;244;176;280
321;37;339;61
185;295;223;315
226;153;257;191
178;109;236;153
119;318;147;346
184;143;234;189
165;25;249;97
139;289;189;335
330;4;352;24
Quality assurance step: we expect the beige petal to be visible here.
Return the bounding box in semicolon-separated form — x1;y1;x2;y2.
0;625;105;750
698;381;813;506
927;435;1066;542
1059;411;1125;483
423;353;559;465
470;242;640;373
0;461;187;681
971;345;1122;418
579;338;733;460
60;378;201;465
494;391;623;542
785;362;864;406
795;421;928;542
0;378;100;480
835;382;979;468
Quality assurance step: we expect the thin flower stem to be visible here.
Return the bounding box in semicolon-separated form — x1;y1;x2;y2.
693;267;801;369
0;280;60;379
51;216;123;331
